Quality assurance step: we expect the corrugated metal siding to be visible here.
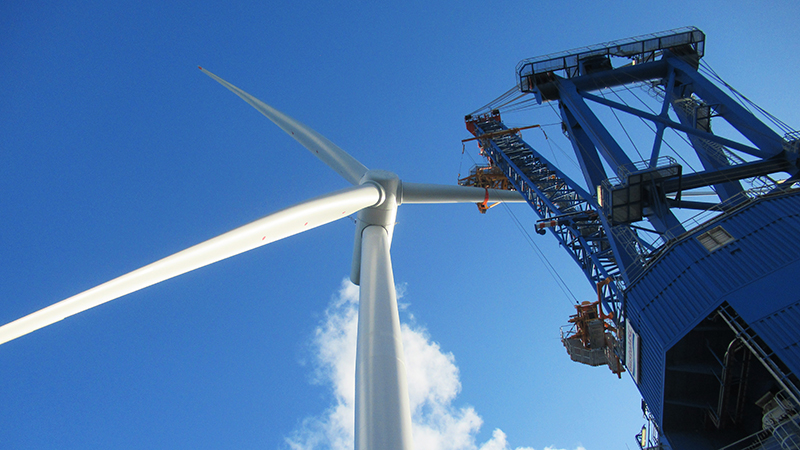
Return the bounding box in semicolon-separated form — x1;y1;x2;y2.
625;190;800;424
750;301;800;375
640;318;667;424
724;257;800;324
623;301;667;424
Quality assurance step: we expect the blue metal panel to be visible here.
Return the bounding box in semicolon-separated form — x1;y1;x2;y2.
624;305;667;424
722;255;800;324
625;190;800;424
751;301;800;375
718;194;800;322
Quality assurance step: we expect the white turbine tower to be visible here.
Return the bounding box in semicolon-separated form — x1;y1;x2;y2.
0;68;523;450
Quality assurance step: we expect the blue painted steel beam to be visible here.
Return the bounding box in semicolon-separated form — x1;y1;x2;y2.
665;198;721;210
560;104;609;190
668;88;744;202
579;91;769;159
469;119;629;317
556;78;685;238
662;156;794;193
650;68;676;167
530;59;670;103
556;78;634;175
559;104;641;277
665;54;785;156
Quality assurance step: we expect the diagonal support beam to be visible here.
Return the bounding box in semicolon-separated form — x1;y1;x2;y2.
580;92;769;159
556;78;634;175
555;78;684;237
665;54;785;157
669;89;744;202
662;157;794;193
650;68;676;166
560;103;608;191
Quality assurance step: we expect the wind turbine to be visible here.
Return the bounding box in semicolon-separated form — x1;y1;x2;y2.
0;68;523;450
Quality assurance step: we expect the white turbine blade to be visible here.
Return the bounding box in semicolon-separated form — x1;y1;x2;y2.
401;182;525;204
199;67;369;185
355;225;414;450
0;184;381;346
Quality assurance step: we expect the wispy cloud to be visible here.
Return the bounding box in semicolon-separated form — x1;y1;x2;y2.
285;279;584;450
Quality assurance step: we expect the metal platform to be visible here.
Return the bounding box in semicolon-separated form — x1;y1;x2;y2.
517;26;705;93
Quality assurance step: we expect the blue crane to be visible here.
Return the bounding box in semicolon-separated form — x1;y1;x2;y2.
463;27;800;449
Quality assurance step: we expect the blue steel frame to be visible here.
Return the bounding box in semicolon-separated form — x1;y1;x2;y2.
466;28;800;449
467;118;629;322
467;27;800;331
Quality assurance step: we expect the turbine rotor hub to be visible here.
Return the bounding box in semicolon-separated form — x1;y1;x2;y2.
351;170;401;285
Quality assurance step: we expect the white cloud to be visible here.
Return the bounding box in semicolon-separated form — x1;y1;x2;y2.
285;279;582;450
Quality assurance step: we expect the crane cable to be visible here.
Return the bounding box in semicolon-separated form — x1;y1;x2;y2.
699;61;796;135
461;138;580;305
468;85;520;116
598;89;646;162
501;202;580;305
619;79;762;194
457;141;466;181
470;63;795;264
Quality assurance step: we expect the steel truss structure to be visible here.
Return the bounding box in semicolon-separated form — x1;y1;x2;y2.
465;27;800;449
467;26;800;323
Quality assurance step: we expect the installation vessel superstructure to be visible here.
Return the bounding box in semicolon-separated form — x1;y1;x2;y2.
462;27;800;449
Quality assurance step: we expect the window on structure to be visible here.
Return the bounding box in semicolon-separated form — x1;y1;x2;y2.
696;226;734;252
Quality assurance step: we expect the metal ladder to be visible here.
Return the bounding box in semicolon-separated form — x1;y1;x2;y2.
716;303;800;409
467;116;628;321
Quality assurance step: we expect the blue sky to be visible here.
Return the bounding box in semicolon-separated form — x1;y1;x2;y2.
2;1;799;449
